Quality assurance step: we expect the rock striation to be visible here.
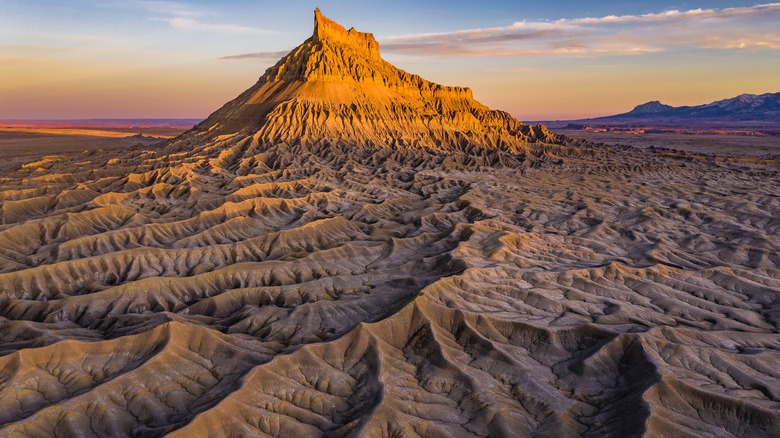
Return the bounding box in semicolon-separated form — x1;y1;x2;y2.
193;9;561;151
0;9;778;438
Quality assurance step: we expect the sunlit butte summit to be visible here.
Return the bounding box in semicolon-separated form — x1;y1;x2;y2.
1;1;779;120
187;7;563;150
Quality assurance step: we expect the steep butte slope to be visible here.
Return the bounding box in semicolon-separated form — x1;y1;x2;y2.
1;9;780;438
192;8;559;150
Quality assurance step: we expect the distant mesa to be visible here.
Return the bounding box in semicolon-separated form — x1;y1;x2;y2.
626;101;675;115
189;8;566;151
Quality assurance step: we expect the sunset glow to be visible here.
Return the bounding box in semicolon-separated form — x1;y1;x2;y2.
1;5;779;436
1;0;778;120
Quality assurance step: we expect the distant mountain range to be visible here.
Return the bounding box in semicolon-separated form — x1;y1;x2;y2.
545;93;780;129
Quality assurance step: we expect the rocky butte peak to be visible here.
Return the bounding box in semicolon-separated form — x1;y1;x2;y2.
191;9;564;150
629;101;674;114
312;7;380;59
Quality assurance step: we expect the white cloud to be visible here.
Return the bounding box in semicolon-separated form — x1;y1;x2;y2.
120;1;274;35
381;3;780;57
135;1;203;18
219;50;292;60
165;17;273;35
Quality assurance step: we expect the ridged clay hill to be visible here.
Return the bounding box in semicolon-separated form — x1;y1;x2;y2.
191;8;564;150
0;9;779;438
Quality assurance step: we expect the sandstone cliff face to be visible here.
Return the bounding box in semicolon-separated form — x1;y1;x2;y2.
194;9;557;151
312;8;380;59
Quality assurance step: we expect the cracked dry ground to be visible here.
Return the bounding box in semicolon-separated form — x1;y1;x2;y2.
0;136;778;437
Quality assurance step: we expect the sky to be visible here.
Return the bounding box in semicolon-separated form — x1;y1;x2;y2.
1;1;779;120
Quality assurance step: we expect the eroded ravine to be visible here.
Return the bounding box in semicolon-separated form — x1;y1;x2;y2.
0;8;779;438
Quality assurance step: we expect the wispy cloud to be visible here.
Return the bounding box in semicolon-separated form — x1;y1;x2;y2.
164;17;273;35
381;3;780;57
482;66;541;74
122;0;274;35
555;3;780;25
134;1;202;18
219;50;292;61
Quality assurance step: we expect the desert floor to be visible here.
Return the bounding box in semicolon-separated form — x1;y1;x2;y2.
558;129;780;157
0;133;778;437
0;128;186;174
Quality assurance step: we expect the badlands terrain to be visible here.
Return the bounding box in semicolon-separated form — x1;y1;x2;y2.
0;9;779;438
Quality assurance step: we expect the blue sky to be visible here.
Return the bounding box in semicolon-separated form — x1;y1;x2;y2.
1;1;778;119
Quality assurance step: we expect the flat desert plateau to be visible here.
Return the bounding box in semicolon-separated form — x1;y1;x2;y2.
0;9;778;438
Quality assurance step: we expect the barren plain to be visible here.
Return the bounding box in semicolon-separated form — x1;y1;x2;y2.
557;129;780;157
0;9;778;438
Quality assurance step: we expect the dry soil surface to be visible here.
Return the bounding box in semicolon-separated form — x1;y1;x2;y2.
0;134;777;437
0;8;779;438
